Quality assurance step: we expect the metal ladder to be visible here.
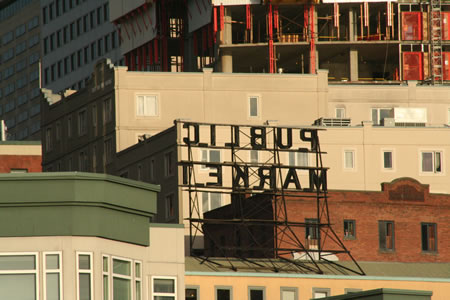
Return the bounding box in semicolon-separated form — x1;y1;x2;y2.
431;0;443;84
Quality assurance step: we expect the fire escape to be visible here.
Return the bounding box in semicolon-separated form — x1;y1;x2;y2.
431;0;443;84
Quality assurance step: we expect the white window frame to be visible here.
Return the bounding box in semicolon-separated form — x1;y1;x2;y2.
335;107;346;119
248;95;260;119
151;276;177;300
43;251;63;300
111;256;133;300
312;287;330;299
280;287;298;300
76;252;93;300
381;149;394;171
200;149;221;170
420;150;443;174
343;149;356;170
371;107;392;125
134;261;142;300
102;255;110;300
136;94;159;117
0;252;39;300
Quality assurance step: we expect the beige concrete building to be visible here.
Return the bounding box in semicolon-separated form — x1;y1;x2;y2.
0;0;41;140
42;60;450;222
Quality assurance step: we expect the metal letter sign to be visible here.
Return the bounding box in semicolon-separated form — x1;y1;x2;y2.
177;120;364;275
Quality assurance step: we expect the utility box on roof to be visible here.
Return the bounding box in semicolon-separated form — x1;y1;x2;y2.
402;12;423;40
403;52;423;80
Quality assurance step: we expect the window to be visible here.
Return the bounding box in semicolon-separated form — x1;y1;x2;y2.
281;287;298;300
152;277;176;300
335;107;346;118
371;108;391;125
136;95;158;117
289;151;309;167
79;151;88;171
102;255;109;300
379;221;395;251
344;220;356;239
421;223;437;252
28;16;39;30
421;151;442;173
201;149;221;170
202;192;222;213
249;96;259;117
312;288;330;299
164;152;173;177
104;138;113;164
250;150;259;163
383;151;393;170
46;127;53;152
248;287;265;300
44;252;62;300
0;253;38;300
92;105;97;135
77;252;93;300
68;117;72;138
112;258;131;300
165;194;175;219
103;98;112;124
15;24;26;38
78;110;87;136
344;150;355;169
305;218;319;240
186;286;199;300
216;286;232;300
149;159;155;182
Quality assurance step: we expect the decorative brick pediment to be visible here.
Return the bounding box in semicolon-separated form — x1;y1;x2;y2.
382;177;429;202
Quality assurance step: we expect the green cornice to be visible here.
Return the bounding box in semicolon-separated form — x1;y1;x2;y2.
0;172;160;246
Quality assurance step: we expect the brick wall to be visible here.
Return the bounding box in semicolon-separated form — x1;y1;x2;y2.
0;155;42;173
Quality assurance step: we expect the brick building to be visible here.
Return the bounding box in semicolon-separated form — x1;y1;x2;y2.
0;141;41;172
204;177;449;263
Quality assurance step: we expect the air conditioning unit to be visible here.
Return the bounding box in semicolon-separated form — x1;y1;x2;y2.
314;118;351;127
381;118;395;127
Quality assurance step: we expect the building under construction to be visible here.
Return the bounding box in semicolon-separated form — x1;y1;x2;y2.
111;0;450;84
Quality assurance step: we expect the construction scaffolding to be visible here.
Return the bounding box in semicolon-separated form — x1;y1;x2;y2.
178;120;365;275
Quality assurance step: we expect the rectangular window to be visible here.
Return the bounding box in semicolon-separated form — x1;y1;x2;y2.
136;95;158;116
186;287;198;300
0;253;38;300
383;151;393;169
248;287;265;300
165;194;175;219
344;220;356;239
379;221;395;251
281;287;298;300
289;151;309;167
421;151;442;173
249;96;259;117
149;159;155;182
78;110;87;136
92;105;97;136
312;288;330;299
305;218;319;240
68;117;72;138
44;252;62;300
371;108;392;125
103;98;112;124
202;192;222;213
421;223;437;252
104;138;113;164
77;252;93;300
250;150;259;163
335;108;346;118
201;149;221;170
344;150;355;169
152;277;176;300
102;255;109;300
164;152;173;177
46;127;53;152
216;286;232;300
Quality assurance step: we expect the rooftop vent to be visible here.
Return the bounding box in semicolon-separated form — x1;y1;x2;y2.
314;118;351;127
